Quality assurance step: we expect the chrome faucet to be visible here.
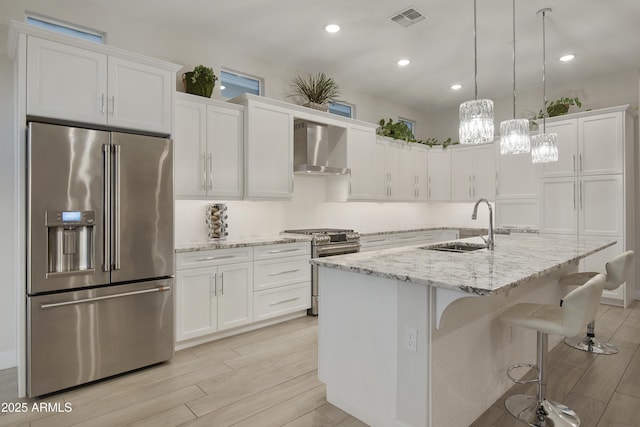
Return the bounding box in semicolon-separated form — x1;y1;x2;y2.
471;198;494;250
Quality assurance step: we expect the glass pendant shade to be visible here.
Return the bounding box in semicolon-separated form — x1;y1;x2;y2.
500;119;530;154
459;99;494;144
531;133;558;163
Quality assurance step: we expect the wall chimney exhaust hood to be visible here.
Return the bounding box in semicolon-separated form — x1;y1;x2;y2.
294;119;349;175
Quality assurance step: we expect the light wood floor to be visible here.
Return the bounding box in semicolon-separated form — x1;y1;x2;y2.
1;299;639;426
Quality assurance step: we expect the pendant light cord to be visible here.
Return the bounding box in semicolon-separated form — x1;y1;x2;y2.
541;9;548;132
511;0;516;119
473;0;478;100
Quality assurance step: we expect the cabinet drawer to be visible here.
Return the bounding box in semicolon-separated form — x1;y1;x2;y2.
254;282;311;321
253;242;310;260
176;247;252;270
254;256;311;291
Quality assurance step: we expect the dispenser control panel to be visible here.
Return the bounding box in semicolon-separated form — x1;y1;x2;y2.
46;211;95;227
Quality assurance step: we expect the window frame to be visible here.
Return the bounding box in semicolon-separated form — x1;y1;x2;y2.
25;12;106;44
398;117;416;134
220;68;264;99
328;101;355;119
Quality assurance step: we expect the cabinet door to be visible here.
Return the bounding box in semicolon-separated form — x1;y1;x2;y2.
107;56;173;134
496;150;538;199
385;142;403;200
373;139;387;199
217;262;253;331
207;105;244;198
473;144;496;200
540;177;578;234
451;147;474;201
414;147;428;200
176;267;217;341
579;175;624;236
427;148;451;201
579;113;624;175
348;125;377;199
27;36;108;125
246;102;293;198
540;119;578;178
174;97;207;197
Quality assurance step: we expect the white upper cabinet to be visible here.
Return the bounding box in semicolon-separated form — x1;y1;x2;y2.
374;138;403;200
426;147;451;201
347;124;377;200
174;93;244;198
540;119;578;178
27;37;108;125
496;149;538;199
578;112;624;175
25;35;177;134
107;56;172;133
451;143;495;201
401;144;428;201
238;98;293;199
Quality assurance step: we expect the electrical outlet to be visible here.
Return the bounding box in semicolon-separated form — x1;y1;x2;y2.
405;327;417;352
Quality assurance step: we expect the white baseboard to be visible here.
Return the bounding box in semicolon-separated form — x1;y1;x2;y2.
0;350;16;371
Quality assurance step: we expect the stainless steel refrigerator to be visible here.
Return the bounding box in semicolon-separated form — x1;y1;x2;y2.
27;122;175;397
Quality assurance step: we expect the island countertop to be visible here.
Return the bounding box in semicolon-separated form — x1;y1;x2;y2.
310;233;616;295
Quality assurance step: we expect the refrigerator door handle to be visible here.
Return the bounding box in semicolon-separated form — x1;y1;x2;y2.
39;286;172;309
103;145;111;272
114;144;121;270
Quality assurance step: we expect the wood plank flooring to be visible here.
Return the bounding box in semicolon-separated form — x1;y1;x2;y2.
0;299;638;426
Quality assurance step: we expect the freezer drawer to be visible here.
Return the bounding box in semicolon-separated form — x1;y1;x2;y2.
27;279;174;397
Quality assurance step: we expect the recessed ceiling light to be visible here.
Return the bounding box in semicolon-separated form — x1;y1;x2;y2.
325;24;340;33
451;84;462;90
397;59;410;66
560;54;575;62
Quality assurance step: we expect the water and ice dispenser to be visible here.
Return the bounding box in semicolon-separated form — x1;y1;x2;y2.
45;210;95;274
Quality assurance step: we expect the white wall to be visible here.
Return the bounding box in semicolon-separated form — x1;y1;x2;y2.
175;175;488;242
0;23;16;370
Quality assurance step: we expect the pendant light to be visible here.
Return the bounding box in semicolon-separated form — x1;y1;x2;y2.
531;8;558;163
500;0;530;154
459;0;494;145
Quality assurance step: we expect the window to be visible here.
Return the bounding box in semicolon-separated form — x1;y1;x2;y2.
220;69;262;99
26;15;105;44
329;102;354;118
398;117;415;134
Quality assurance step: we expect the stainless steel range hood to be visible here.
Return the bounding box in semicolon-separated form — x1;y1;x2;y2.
294;119;349;175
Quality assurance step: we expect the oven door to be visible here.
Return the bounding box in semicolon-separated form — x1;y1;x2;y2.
310;243;360;315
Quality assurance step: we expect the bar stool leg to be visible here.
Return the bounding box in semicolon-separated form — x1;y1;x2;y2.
505;332;581;426
564;320;619;355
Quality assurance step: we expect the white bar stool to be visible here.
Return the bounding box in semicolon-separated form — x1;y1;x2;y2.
500;273;606;426
561;251;634;355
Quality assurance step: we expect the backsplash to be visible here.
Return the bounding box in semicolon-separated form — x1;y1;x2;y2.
175;175;488;242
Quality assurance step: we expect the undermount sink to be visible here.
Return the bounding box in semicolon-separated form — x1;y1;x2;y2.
420;242;487;253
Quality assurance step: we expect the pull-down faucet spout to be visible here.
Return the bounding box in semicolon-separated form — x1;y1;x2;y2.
472;198;494;250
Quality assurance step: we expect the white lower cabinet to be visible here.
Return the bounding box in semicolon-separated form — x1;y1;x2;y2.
253;242;311;321
176;247;253;343
175;242;311;346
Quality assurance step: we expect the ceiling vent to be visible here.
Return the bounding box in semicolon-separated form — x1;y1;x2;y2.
390;7;427;28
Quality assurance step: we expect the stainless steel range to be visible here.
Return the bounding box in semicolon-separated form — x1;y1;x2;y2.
283;228;360;315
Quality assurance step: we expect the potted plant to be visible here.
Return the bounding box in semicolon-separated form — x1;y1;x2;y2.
535;97;582;119
183;65;218;98
377;118;418;142
289;72;340;111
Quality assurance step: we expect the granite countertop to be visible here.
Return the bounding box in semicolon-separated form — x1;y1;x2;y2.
359;226;538;237
175;235;311;253
310;233;615;296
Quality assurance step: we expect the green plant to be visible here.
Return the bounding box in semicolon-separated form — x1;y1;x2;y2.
535;97;582;119
289;72;340;105
377;118;418;142
422;137;457;148
183;65;218;97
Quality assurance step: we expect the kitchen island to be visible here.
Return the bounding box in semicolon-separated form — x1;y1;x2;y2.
311;233;616;427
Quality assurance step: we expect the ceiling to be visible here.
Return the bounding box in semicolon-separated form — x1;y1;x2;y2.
83;0;640;113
